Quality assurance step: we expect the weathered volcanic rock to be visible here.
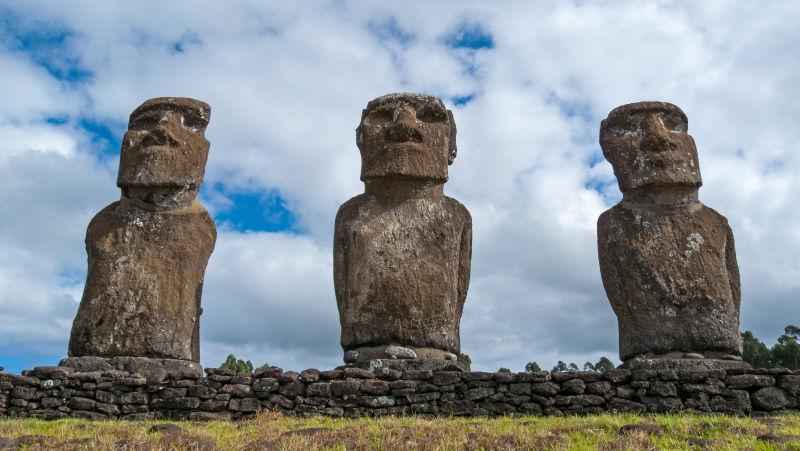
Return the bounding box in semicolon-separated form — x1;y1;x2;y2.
597;101;742;362
69;97;216;362
334;93;472;362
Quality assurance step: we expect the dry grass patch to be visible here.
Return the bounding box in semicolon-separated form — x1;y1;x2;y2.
0;412;798;449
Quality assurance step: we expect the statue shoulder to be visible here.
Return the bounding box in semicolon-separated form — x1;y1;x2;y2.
335;194;370;222
597;204;626;230
697;203;731;228
443;196;472;224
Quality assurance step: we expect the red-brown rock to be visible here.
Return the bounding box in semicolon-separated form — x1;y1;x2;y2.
597;101;742;362
69;97;216;362
334;93;472;363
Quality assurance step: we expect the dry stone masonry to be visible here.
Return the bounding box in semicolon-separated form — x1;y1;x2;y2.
68;97;216;368
0;364;797;419
597;101;745;371
334;93;472;365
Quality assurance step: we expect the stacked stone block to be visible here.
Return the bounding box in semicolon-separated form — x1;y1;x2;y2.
1;366;797;420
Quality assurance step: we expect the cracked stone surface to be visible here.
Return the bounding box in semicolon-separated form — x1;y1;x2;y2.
334;93;472;362
69;97;216;362
597;101;742;362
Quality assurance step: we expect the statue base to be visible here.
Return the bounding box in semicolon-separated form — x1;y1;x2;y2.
348;358;470;373
343;345;459;363
620;354;751;372
59;356;202;382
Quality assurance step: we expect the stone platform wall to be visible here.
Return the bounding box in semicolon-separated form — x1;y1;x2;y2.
1;365;798;420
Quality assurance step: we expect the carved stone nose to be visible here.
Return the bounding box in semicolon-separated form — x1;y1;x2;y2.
385;123;423;143
392;106;416;123
641;114;671;152
142;125;179;148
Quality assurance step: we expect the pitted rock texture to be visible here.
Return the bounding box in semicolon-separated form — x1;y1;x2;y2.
69;98;216;362
597;101;742;362
335;93;472;361
1;364;797;420
117;97;211;191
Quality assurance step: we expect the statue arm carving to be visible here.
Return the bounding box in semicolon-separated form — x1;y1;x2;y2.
597;215;624;316
333;207;348;313
724;222;741;315
456;212;473;317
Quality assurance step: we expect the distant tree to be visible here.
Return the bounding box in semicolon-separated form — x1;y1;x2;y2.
498;367;511;373
220;354;254;373
582;361;595;371
458;353;472;365
741;330;771;368
525;361;542;373
771;325;800;370
552;361;568;372
568;362;579;371
593;357;615;372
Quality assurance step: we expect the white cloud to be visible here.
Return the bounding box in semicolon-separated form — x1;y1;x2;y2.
0;1;798;372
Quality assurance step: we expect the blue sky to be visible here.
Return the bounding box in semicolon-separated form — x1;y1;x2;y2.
1;1;798;374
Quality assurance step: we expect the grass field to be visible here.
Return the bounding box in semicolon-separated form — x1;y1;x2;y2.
0;412;799;450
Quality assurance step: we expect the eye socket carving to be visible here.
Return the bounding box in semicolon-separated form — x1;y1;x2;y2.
130;112;160;130
365;108;393;125
606;112;687;136
417;107;448;123
182;113;206;131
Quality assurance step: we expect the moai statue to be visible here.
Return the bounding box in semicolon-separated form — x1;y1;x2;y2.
597;101;747;370
334;93;472;369
67;97;216;372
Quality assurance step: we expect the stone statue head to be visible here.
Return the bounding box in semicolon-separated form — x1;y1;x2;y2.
600;101;701;192
356;93;457;182
117;97;211;203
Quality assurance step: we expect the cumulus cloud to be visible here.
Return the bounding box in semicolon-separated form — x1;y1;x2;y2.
0;1;797;373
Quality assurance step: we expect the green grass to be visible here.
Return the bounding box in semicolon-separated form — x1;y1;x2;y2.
0;412;798;449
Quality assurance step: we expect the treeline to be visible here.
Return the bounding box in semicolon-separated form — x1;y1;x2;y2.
741;325;800;369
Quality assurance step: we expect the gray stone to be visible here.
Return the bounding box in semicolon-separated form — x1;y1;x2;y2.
359;380;390;395
551;371;603;383
253;378;279;393
11;386;35;400
725;374;775;389
648;381;677;397
219;384;253;397
187;385;216;399
561;379;585;395
586;381;612;395
554;394;605;408
306;382;331;397
409;392;440;403
150;397;200;410
67;397;96;411
432;371;462;386
464;387;495;401
751;387;795;411
120;391;148;404
330;379;361;396
279;380;305;397
440;400;476;415
532;382;560;397
385;346;417;360
229;398;260;412
96;402;120;416
779;375;800;397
